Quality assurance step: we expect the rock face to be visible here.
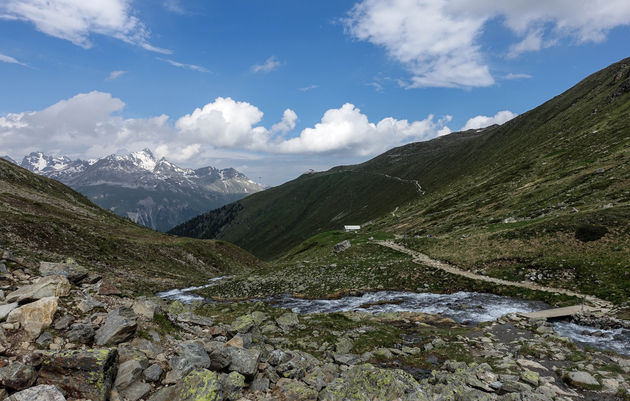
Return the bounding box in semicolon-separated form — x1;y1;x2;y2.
6;385;66;401
38;348;118;401
94;307;137;345
6;296;59;338
319;364;425;401
6;275;70;303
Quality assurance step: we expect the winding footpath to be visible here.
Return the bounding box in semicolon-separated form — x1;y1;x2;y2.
374;240;613;312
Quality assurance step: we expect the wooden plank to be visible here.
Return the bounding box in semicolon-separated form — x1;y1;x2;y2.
521;305;597;319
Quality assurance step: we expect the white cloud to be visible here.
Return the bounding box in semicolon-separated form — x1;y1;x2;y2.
1;92;453;182
0;0;170;53
503;73;533;80
159;58;210;73
0;52;26;66
299;85;318;92
275;104;449;156
345;0;630;88
163;0;186;15
271;109;298;134
107;70;126;80
462;110;517;131
251;56;281;73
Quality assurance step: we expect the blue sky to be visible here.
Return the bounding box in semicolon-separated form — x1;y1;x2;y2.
1;0;630;185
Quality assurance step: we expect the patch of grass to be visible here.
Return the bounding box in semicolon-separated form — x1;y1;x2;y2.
152;312;178;335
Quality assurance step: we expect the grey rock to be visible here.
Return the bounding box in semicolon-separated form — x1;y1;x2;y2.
0;302;18;321
174;369;224;401
274;378;317;400
114;359;143;389
335;337;354;354
204;342;232;370
143;363;163;382
120;382;152;401
169;342;211;376
222;371;245;401
565;371;600;388
227;347;261;377
53;315;75;330
39;261;88;283
320;363;424;401
250;376;270;392
7;275;70;303
36;331;54;346
38;348;118;401
95;307;137;346
0;362;37;390
132;299;159;320
276;312;299;332
66;323;95;344
6;384;66;401
77;296;105;313
333;240;351;253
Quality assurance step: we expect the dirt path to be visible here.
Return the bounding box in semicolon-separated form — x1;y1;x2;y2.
374;240;613;311
380;174;425;195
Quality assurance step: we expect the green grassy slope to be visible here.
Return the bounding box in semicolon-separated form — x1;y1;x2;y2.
171;55;630;299
170;170;418;259
0;159;260;293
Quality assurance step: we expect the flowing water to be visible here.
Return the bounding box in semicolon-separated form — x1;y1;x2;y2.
158;280;630;356
267;290;547;325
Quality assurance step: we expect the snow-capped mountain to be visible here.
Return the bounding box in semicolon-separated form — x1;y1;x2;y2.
18;149;264;231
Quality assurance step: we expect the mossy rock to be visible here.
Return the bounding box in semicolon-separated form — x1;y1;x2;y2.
175;369;223;401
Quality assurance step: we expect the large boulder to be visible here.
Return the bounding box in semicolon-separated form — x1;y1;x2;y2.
564;371;600;389
7;276;70;303
7;296;58;338
333;240;351;253
319;364;426;401
6;384;66;401
169;342;211;376
95;307;137;346
227;347;261;377
174;369;224;401
276;312;299;332
114;359;143;390
39;261;88;283
37;348;118;401
0;362;37;390
66;323;95;344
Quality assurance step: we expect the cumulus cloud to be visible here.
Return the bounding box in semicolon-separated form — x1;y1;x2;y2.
159;58;210;73
275;104;449;155
107;70;126;80
251;56;281;73
1;91;453;169
345;0;630;88
0;52;26;66
0;0;170;53
462;110;517;131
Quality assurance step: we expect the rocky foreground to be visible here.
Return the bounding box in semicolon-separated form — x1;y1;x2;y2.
0;250;629;401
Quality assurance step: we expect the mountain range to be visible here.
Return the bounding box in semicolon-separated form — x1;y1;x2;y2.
13;149;264;231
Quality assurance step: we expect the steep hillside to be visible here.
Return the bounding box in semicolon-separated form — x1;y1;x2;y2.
169;58;630;307
0;159;260;293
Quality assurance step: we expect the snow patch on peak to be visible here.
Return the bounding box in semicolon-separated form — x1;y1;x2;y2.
129;149;156;171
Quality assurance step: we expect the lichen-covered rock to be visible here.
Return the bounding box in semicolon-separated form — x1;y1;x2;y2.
174;369;224;401
231;314;255;333
7;296;58;338
274;378;317;401
6;384;66;401
222;371;245;401
0;362;37;390
319;363;426;401
7;275;70;303
38;348;118;401
276;312;299;332
95;307;137;346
